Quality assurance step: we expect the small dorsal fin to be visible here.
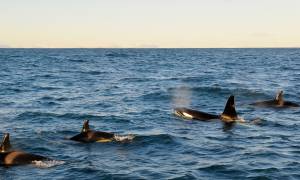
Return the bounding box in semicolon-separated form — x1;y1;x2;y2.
0;133;12;152
222;95;237;119
275;90;284;105
81;120;90;133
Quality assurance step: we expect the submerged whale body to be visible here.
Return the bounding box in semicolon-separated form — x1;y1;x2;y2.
250;90;299;108
70;120;115;143
174;95;240;123
0;133;49;166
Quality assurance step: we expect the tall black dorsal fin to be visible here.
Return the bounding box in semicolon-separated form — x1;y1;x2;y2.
0;133;12;152
81;120;90;133
275;90;284;105
222;95;237;119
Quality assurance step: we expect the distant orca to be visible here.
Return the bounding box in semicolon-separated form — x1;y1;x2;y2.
174;95;243;123
70;120;115;143
0;133;49;166
250;90;299;108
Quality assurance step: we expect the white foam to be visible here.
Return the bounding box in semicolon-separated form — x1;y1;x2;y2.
114;134;135;142
236;116;246;123
32;160;65;168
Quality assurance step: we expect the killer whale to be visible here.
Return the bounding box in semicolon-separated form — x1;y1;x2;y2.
250;90;299;108
0;133;50;166
174;95;242;123
70;120;115;143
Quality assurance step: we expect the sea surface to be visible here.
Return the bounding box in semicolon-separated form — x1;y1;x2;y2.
0;48;300;179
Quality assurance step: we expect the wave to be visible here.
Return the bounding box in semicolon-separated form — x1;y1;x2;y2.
32;160;65;168
106;53;129;58
140;91;171;101
8;55;23;58
15;111;130;124
68;59;86;63
120;77;182;83
32;85;62;91
38;101;61;107
197;164;228;171
1;87;29;93
168;86;269;97
38;96;70;102
0;101;15;106
133;134;179;145
249;167;279;174
264;120;299;130
15;111;103;121
84;70;105;75
114;134;135;142
120;77;155;83
168;174;198;180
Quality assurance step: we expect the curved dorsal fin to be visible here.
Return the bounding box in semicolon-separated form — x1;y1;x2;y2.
0;133;12;152
275;90;284;105
81;120;90;133
222;95;237;119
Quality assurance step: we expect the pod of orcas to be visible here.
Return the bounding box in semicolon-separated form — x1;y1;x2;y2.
0;90;298;166
0;120;119;166
174;90;299;123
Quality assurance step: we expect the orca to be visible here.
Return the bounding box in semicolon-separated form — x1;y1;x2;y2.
250;90;299;108
174;95;241;123
70;120;115;143
0;133;50;166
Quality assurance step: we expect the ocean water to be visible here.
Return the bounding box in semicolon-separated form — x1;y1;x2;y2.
0;48;299;179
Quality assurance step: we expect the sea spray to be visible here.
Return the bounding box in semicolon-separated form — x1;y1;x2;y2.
171;86;192;108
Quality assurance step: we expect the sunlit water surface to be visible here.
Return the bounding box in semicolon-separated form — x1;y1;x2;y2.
0;48;299;179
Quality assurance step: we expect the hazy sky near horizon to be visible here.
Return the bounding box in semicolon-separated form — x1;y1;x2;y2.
1;0;300;48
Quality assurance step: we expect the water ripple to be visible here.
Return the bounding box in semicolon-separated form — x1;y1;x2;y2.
0;48;300;179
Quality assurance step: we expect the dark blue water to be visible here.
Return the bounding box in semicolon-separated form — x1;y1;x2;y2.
0;48;300;179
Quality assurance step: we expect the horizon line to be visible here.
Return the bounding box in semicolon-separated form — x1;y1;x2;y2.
1;47;300;49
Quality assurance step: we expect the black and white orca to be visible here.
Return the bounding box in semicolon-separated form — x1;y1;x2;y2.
174;95;243;123
0;133;50;166
70;120;115;143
